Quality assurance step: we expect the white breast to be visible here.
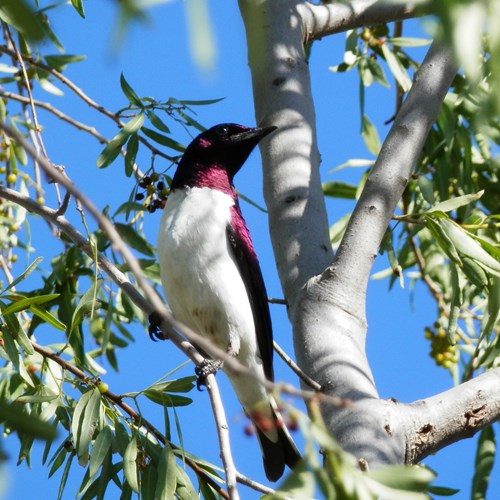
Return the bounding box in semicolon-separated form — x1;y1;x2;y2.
157;187;257;359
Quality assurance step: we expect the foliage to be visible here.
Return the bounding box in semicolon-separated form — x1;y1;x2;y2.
0;0;498;499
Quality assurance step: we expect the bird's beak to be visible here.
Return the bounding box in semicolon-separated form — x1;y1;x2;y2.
230;125;278;145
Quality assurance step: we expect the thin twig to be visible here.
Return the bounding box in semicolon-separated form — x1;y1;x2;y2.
0;89;109;144
0;45;177;163
273;340;322;392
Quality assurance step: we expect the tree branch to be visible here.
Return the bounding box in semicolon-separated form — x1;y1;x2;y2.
291;40;458;468
299;0;429;42
403;368;500;463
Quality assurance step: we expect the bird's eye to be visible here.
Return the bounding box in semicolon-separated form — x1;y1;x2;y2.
215;125;229;137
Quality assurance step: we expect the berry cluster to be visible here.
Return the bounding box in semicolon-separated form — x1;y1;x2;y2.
425;326;459;369
135;173;169;213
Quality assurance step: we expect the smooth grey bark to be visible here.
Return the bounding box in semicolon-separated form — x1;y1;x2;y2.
240;0;499;472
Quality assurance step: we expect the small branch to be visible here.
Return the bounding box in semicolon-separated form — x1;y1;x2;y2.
403;368;500;463
207;376;240;500
273;340;322;392
0;45;177;163
299;0;429;42
0;89;108;144
235;472;275;495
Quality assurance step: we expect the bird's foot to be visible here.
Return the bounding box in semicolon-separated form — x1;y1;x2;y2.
148;311;165;341
195;359;223;390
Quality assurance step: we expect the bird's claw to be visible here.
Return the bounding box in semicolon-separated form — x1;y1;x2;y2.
148;311;165;341
195;359;223;390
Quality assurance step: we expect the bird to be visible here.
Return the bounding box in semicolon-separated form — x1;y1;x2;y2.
156;123;300;481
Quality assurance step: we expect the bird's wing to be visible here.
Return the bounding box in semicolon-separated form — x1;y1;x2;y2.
227;205;274;381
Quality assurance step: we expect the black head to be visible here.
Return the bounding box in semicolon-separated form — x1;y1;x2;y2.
171;123;277;193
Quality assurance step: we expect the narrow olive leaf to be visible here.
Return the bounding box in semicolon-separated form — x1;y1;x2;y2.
114;223;156;257
125;134;139;177
175;467;198;499
97;130;129;168
418;176;435;205
114;420;130;457
178;97;224;106
1;293;59;315
388;37;432;47
361;115;381;155
0;0;45;40
263;460;315;499
120;73;143;108
48;447;68;478
143;390;193;407
146;110;171;133
155;444;177;500
1;256;43;294
150;376;196;393
424;216;461;263
44;54;86;72
0;401;57;440
425;190;484;214
481;277;500;344
447;262;461;345
123;437;140;493
322;181;358;199
122;113;144;135
89;427;112;479
380;43;412;92
426;485;460;496
439;218;500;274
72;388;101;465
29;304;66;331
0;307;34;355
141;127;186;152
71;0;85;18
461;257;489;289
329;158;375;173
364;56;390;87
472;426;496;500
184;0;216;71
57;452;75;500
70;280;102;335
367;464;435;490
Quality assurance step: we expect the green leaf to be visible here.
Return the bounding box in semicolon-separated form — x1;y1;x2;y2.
144;390;193;407
0;256;43;294
380;43;412;92
125;134;139;177
146;110;171;133
57;452;75;500
472;427;496;500
0;0;45;41
120;73;143;108
418;176;435;205
97;130;129;168
89;427;112;479
72;388;101;465
361;115;381;155
426;485;460;496
367;464;435;490
0;400;57;440
1;293;59;315
70;281;102;336
141;127;186;152
122;113;145;134
424;216;461;264
425;191;484;214
178;97;224;106
0;306;34;355
44;54;86;72
447;262;461;345
155;444;177;500
123;437;139;493
71;0;85;18
439;218;500;275
322;181;358;199
29;304;66;331
263;460;313;499
388;37;432;47
114;223;156;257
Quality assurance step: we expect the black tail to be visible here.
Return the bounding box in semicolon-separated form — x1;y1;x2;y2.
256;412;301;482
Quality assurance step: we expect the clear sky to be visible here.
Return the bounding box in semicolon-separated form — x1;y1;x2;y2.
2;1;498;499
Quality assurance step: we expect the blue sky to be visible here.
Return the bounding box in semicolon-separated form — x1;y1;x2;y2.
2;1;498;498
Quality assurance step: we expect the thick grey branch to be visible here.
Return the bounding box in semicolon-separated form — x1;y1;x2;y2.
292;41;458;468
403;368;500;464
299;0;428;41
239;0;333;310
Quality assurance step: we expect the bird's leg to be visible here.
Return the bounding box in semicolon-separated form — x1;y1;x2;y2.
195;343;238;390
148;311;165;341
195;359;223;390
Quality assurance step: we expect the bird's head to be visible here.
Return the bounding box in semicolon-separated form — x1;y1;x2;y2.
171;123;277;193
